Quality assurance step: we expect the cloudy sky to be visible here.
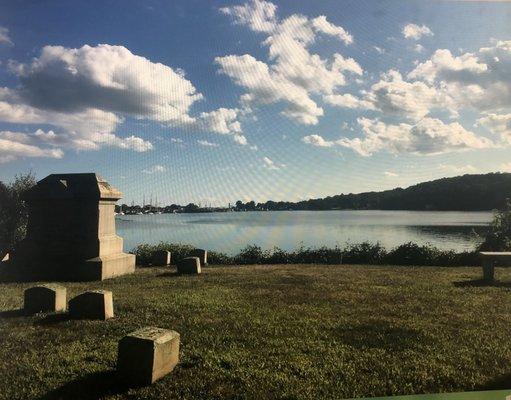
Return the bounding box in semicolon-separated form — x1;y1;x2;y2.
0;0;510;205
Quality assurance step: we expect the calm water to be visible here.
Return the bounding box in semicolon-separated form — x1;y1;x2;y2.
116;210;492;254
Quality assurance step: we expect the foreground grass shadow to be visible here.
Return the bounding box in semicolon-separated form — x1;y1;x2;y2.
334;321;434;351
453;279;511;288
36;371;131;400
476;372;511;391
0;308;25;318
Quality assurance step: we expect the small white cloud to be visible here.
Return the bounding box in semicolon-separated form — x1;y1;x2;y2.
197;139;219;147
302;134;334;147
403;23;433;40
170;137;183;143
0;27;13;46
262;156;284;170
414;44;425;53
142;164;167;174
373;46;385;55
233;134;248;146
384;171;399;177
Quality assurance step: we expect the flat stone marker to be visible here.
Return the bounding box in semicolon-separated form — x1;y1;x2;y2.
117;327;180;386
151;250;171;266
190;249;207;267
24;284;66;314
69;290;114;320
177;257;201;274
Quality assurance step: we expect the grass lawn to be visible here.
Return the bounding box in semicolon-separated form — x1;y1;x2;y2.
1;264;511;400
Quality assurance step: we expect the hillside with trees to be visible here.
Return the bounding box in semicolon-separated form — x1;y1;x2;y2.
234;173;511;212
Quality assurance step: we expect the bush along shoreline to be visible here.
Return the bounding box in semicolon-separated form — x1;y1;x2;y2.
131;241;480;267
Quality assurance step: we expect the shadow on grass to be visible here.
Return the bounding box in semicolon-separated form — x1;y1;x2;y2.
453;279;511;288
0;308;25;318
334;321;434;350
36;370;131;400
476;372;511;391
34;313;71;325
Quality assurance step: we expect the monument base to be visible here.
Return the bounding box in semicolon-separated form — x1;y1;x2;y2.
81;253;136;281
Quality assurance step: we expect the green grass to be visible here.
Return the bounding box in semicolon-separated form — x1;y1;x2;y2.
1;264;511;400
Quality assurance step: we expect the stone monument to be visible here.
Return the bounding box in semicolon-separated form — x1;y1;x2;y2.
11;173;135;281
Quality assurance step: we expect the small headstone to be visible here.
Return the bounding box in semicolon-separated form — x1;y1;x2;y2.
24;284;67;314
151;250;171;266
190;249;207;267
69;290;114;320
177;257;201;274
117;327;180;385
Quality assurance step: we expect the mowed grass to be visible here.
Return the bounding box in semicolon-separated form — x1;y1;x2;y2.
1;264;511;400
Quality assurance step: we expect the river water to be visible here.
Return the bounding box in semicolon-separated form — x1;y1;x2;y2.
116;210;492;253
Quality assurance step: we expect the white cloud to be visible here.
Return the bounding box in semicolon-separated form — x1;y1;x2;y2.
384;171;399;177
142;164;166;174
414;44;425;53
373;46;385;55
365;70;445;120
0;130;64;163
233;134;248;145
262;156;284;170
477;112;511;143
302;134;334;147
220;0;277;33
12;44;202;124
0;44;246;162
0;27;13;46
197;139;219;147
170;137;183;143
324;93;374;110
311;16;353;45
402;24;433;40
217;0;358;125
338;117;493;156
408;41;511;114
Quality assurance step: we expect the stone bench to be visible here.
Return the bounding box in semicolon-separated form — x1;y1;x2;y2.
69;290;114;320
24;284;67;314
117;327;180;385
479;252;511;281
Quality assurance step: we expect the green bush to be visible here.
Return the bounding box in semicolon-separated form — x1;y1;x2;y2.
131;241;480;267
479;199;511;251
0;172;36;260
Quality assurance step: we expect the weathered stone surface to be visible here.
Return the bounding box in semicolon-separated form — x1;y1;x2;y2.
24;284;66;314
10;173;135;281
151;250;171;266
69;290;114;320
177;257;201;274
190;249;207;267
479;252;511;281
117;327;180;385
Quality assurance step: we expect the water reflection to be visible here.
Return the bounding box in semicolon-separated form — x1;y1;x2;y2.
116;210;492;253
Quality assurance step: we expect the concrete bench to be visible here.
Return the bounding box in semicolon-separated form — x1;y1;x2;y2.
479;252;511;281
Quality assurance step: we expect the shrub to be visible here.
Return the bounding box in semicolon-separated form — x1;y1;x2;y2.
0;172;36;260
479;199;511;251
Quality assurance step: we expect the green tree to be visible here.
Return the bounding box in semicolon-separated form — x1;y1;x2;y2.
0;172;37;260
479;199;511;251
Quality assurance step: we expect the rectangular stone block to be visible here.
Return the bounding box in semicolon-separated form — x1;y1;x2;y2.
117;327;180;386
190;249;207;267
177;257;201;274
69;290;114;320
151;250;171;266
24;284;67;314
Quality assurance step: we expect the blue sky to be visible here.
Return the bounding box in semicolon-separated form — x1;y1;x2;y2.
0;0;510;206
